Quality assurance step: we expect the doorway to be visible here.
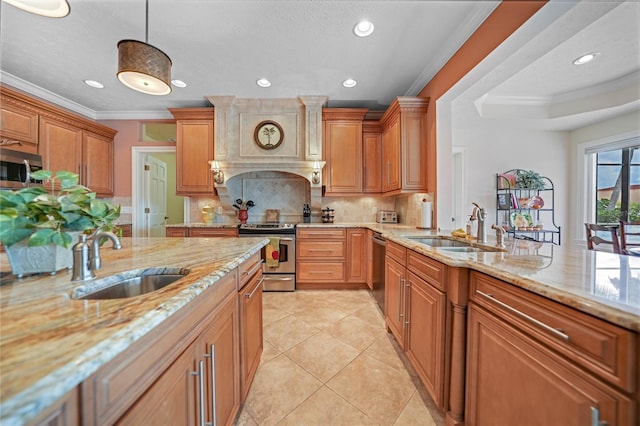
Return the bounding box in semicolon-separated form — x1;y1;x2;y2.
131;146;184;237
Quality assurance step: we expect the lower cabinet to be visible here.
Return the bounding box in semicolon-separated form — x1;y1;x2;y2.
384;253;406;348
166;227;239;237
81;266;251;426
466;271;637;426
238;260;264;402
26;386;79;426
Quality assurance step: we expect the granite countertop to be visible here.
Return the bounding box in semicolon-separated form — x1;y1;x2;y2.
299;223;640;332
0;236;268;426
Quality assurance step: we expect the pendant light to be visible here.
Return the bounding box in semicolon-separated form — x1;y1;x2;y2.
117;0;171;95
1;0;70;18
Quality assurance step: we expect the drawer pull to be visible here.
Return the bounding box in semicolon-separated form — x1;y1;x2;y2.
590;406;607;426
246;277;264;298
477;290;570;342
243;260;263;277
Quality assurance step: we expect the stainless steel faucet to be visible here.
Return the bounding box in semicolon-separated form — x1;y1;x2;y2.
71;231;122;281
491;224;506;248
471;202;487;243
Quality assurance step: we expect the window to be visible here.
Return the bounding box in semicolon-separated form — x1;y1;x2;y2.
595;146;640;224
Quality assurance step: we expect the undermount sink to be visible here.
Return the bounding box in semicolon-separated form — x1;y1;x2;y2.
73;268;190;300
405;237;502;252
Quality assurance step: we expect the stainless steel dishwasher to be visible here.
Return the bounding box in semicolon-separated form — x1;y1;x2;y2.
371;232;386;311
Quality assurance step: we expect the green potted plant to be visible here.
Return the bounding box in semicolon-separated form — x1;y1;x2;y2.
516;169;546;190
0;170;120;276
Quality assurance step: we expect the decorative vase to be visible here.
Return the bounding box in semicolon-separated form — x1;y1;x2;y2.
4;231;82;278
238;209;248;224
201;204;216;223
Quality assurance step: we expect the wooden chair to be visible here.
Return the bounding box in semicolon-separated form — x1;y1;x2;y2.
618;221;640;255
584;223;621;254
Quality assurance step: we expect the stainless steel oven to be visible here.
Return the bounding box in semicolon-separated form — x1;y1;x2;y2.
238;224;296;291
0;148;43;189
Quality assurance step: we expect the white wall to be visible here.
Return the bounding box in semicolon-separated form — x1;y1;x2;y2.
450;121;570;241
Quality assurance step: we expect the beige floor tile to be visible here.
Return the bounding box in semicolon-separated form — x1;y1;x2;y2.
394;391;437;426
327;353;416;425
328;313;387;351
260;339;280;365
349;301;386;328
263;315;320;352
261;303;290;326
363;334;407;372
243;354;322;425
290;305;351;329
279;386;377;426
284;331;361;382
235;407;258;426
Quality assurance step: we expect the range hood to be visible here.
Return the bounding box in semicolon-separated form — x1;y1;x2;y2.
206;95;327;218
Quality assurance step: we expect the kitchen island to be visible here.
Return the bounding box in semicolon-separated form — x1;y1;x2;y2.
0;236;267;426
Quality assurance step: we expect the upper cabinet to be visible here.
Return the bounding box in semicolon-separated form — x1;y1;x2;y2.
379;97;429;195
1;85;117;196
169;108;215;196
322;108;368;195
362;120;382;193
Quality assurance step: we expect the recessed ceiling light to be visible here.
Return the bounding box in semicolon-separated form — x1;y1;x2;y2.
171;79;187;88
83;79;104;89
342;79;357;88
256;78;271;88
573;52;599;65
2;0;70;18
353;20;374;37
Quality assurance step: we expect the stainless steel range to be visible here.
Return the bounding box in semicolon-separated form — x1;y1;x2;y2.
238;223;296;291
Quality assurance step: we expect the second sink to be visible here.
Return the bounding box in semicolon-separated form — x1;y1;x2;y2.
73;268;190;300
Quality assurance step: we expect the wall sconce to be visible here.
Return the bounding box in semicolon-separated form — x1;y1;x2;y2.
209;161;224;184
312;161;321;184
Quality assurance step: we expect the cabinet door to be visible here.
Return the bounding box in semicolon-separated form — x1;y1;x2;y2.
39;117;82;187
83;131;113;196
400;111;427;190
239;270;263;402
198;295;240;426
176;119;214;195
381;119;400;192
115;346;197;426
323;120;363;194
405;272;446;408
466;304;634;426
26;386;79;426
347;228;367;283
166;227;189;237
0;102;39;153
384;256;405;348
363;131;382;193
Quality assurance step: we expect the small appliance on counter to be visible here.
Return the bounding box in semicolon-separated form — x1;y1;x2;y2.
376;210;398;224
321;207;335;223
303;203;311;223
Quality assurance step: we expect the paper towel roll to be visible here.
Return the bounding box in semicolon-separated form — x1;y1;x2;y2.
419;200;432;229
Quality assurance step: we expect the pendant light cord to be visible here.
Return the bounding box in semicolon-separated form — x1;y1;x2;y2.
145;0;149;43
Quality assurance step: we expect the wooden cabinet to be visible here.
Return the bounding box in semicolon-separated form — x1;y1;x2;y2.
379;97;429;194
347;228;367;283
116;224;132;237
169;108;215;196
322;109;367;195
81;269;242;426
166;227;238;237
238;253;263;402
0;100;39;154
26;386;79;426
466;271;637;426
1;85;116;196
384;252;407;348
362;120;382;193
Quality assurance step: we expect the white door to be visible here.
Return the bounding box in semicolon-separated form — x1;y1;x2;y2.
145;155;168;237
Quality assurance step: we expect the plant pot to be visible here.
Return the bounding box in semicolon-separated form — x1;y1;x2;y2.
4;231;81;278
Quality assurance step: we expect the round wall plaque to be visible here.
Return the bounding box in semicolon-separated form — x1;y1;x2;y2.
254;120;284;150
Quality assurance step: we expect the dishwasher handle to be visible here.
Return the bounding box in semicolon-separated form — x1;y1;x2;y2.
372;234;387;246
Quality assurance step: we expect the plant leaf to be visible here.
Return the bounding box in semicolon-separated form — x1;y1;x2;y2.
28;228;56;246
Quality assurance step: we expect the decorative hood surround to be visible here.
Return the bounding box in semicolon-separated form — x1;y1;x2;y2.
206;95;327;217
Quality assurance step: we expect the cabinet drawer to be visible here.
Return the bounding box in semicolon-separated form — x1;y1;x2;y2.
386;241;406;264
470;271;637;393
297;228;346;239
238;252;262;290
407;251;447;291
297;240;345;259
190;228;238;237
166;227;188;237
297;261;345;281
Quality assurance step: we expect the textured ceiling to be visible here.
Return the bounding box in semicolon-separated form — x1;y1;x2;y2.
0;0;499;119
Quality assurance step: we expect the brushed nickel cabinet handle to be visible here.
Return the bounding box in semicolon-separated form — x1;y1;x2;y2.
246;277;264;298
398;276;403;322
404;279;410;326
477;290;569;341
243;260;263;277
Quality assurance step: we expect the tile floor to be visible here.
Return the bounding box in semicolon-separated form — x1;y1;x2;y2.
235;289;446;426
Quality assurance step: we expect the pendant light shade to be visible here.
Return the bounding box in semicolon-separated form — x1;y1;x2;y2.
117;40;172;95
2;0;70;18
